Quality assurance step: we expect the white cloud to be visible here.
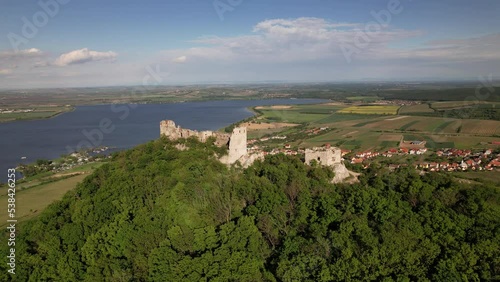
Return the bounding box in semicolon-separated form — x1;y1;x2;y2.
0;69;13;75
19;48;42;55
1;17;500;88
0;48;43;59
54;48;117;66
172;55;187;63
164;17;421;64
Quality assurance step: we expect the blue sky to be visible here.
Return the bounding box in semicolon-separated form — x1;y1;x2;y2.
0;0;499;88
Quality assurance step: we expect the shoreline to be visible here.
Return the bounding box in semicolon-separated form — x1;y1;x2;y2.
0;98;327;125
0;106;75;124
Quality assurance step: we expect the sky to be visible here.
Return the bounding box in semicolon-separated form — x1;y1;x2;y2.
0;0;499;89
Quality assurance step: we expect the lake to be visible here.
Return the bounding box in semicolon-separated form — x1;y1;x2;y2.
0;99;325;181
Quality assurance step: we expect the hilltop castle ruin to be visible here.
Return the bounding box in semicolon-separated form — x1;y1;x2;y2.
160;120;251;165
160;120;356;182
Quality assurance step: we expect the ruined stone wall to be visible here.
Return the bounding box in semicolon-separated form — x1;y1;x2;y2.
160;120;230;145
305;146;353;183
160;120;245;165
305;147;341;166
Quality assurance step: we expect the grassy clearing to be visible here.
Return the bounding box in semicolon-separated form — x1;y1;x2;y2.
380;141;399;148
338;105;400;115
0;162;104;227
0;174;87;227
454;171;500;184
17;162;104;190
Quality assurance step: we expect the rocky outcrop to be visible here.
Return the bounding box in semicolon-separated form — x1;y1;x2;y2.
331;164;352;183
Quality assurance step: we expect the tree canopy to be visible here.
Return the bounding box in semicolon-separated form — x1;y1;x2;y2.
1;136;499;281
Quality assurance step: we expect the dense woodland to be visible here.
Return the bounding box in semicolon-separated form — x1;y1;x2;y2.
1;137;499;281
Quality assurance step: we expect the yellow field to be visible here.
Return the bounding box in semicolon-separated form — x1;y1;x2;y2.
338;105;400;115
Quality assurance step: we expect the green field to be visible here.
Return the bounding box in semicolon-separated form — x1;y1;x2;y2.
399;121;420;130
454;171;500;184
317;113;376;124
0;106;73;123
249;102;500;151
399;103;435;114
353;119;382;127
0;162;104;227
431;101;493;109
430;120;456;133
338;105;400;115
346;96;379;102
255;104;339;123
0;174;88;227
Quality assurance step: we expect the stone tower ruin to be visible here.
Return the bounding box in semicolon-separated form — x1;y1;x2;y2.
225;127;247;164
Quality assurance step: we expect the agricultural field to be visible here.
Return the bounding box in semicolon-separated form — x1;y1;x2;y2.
431;101;495;110
0;162;103;227
303;129;383;150
0;174;88;227
356;116;498;136
247;101;500;151
0;106;73;123
459;119;500;135
317;113;378;124
346;96;380;102
399;103;435;114
338;105;400;115
255;104;339;124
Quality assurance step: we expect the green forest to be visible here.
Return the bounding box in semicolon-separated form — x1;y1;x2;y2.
1;137;499;281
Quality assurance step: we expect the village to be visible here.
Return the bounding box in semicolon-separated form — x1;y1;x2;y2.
247;129;500;174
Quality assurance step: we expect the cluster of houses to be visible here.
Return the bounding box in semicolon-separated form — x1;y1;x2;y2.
350;147;428;164
432;148;500;171
305;127;329;135
247;130;500;174
436;148;473;158
349;146;499;172
415;156;500;172
251;135;288;143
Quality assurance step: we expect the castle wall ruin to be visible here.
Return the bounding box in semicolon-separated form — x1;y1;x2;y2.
160;120;247;165
305;146;353;183
305;147;342;166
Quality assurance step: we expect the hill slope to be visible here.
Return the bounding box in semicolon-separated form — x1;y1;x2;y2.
1;137;499;281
